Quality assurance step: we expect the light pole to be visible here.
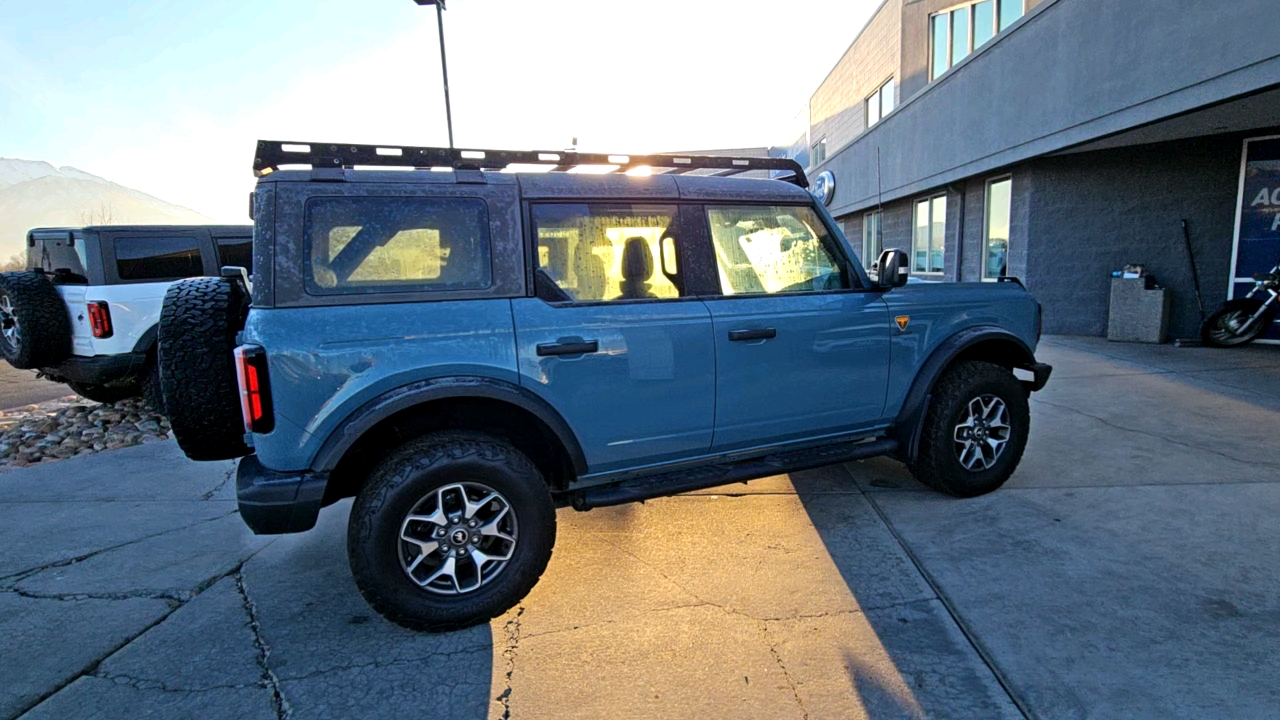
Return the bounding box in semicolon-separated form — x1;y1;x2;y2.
413;0;454;149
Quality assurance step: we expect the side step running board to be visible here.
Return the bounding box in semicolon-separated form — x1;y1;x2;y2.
572;437;899;510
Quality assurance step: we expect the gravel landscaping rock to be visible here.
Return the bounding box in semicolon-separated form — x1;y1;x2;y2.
0;396;170;471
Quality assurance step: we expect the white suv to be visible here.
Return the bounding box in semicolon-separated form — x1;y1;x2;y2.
0;225;252;405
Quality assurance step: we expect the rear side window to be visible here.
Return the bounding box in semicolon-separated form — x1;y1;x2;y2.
216;237;253;271
305;197;491;294
115;237;203;281
532;203;683;302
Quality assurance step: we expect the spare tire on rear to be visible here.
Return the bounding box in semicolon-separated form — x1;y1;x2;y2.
158;277;251;461
0;271;72;370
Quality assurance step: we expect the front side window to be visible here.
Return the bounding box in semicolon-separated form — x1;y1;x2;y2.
984;178;1012;279
115;237;202;281
532;204;681;302
708;205;847;295
913;195;947;273
305;197;491;294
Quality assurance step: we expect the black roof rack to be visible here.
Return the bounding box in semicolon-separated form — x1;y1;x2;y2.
253;140;809;188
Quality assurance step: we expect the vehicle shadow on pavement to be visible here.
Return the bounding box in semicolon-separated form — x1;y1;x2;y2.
788;460;1023;720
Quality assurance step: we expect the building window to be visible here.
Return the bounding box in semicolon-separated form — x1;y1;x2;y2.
866;78;895;129
811;137;827;166
863;210;882;269
931;0;1024;81
913;195;947;273
983;177;1012;279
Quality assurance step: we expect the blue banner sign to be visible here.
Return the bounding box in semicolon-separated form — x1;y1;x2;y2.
1231;137;1280;341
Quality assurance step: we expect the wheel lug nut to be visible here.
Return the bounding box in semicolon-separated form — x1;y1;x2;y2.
468;520;478;528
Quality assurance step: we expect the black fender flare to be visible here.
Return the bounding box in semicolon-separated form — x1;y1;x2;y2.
309;375;588;476
889;326;1040;463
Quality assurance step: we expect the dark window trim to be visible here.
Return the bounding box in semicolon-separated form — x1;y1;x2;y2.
301;194;495;297
101;229;217;284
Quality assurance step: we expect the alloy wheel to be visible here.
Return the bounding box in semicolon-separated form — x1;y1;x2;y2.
0;294;20;352
953;394;1012;471
398;482;518;595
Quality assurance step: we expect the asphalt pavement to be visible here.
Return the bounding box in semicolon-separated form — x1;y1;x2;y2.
0;364;69;410
2;336;1278;719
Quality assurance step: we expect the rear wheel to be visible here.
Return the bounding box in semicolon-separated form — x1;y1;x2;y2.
912;361;1030;498
158;277;249;460
0;271;71;370
1201;299;1275;347
347;432;556;632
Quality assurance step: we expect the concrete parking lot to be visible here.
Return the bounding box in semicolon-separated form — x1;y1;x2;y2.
2;336;1278;719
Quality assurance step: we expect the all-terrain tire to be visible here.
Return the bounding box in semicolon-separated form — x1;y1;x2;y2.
912;360;1030;498
348;432;557;632
68;382;139;404
158;277;249;461
0;271;71;369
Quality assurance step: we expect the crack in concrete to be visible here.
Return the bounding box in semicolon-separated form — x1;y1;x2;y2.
495;604;524;720
201;466;236;501
760;619;808;719
1033;398;1280;470
234;571;292;720
0;509;240;587
91;671;257;694
10;587;191;603
5;561;249;720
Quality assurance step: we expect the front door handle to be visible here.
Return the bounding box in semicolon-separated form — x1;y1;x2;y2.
728;328;777;342
536;340;599;356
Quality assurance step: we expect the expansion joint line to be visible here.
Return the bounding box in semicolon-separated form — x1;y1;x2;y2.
858;478;1035;720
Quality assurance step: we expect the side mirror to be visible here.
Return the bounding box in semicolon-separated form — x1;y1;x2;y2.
873;249;910;289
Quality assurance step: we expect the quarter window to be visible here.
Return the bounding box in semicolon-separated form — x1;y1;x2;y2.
984;177;1012;279
532;204;682;302
931;0;1023;80
305;197;491;294
114;237;202;281
913;196;947;273
708;205;847;295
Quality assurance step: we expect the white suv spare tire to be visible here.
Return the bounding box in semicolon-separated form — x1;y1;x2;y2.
0;271;72;370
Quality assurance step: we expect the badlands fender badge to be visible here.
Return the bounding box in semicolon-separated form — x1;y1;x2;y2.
895;316;910;331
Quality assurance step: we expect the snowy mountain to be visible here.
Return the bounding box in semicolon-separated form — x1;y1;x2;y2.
0;158;214;261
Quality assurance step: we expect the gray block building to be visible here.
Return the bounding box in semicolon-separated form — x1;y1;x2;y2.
800;0;1280;341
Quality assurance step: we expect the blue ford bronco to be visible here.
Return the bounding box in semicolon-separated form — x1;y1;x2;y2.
158;141;1051;632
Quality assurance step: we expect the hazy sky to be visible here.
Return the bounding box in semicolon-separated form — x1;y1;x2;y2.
1;0;879;222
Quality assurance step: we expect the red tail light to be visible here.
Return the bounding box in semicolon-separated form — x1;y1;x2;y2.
234;345;274;433
87;301;113;339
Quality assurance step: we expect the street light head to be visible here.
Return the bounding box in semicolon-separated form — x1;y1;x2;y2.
413;0;445;6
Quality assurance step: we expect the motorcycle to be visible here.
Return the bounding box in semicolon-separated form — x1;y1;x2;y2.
1201;260;1279;347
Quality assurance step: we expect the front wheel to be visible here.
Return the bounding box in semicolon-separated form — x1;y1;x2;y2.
912;361;1031;498
347;432;556;632
1201;299;1275;348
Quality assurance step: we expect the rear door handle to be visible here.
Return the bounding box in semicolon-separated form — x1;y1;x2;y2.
728;328;777;342
536;340;599;356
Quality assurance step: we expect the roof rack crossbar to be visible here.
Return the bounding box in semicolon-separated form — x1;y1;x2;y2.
253;140;808;188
